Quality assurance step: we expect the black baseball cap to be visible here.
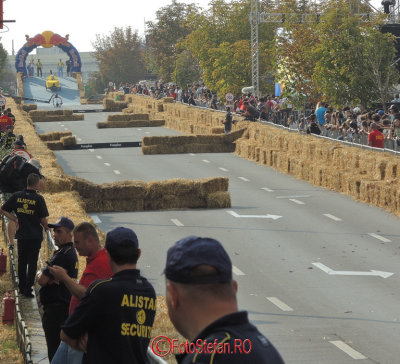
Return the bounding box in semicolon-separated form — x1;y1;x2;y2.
105;227;138;251
48;216;75;231
164;236;232;284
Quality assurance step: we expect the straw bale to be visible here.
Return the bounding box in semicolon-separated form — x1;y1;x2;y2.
146;179;197;200
45;176;73;193
22;104;37;112
157;104;164;112
85;199;145;212
197;177;229;195
144;195;206;210
46;141;64;150
101;181;147;200
211;127;224;134
162;97;174;103
68;176;102;198
206;192;231;208
97;120;165;129
384;159;400;180
39;131;72;141
61;136;76;146
107;114;150;122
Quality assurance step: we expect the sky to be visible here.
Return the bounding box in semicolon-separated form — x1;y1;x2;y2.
0;0;384;56
0;0;212;55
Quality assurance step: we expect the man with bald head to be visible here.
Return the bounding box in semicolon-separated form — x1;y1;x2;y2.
164;236;284;363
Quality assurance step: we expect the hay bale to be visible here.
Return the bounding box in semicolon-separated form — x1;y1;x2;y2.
46;141;64;150
45;176;72;193
61;135;76;146
68;176;102;198
101;181;147;200
206;192;231;208
162;97;174;103
22;104;37;112
107;114;150;122
39;131;72;141
197;177;229;195
211;127;224;134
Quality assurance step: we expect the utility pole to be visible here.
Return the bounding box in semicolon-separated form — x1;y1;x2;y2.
250;0;259;97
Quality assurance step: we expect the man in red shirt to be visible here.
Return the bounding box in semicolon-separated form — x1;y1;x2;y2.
0;109;13;132
49;222;113;364
368;122;385;148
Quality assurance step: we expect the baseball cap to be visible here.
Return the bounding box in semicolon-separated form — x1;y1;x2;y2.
28;158;42;171
164;236;232;284
378;110;385;116
105;227;138;251
48;216;75;231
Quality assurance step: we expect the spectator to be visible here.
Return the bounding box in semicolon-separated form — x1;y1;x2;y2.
60;227;156;364
0;109;13;132
307;114;321;135
316;102;328;127
368;122;384;148
164;235;284;363
187;93;197;106
391;94;400;103
11;139;33;160
1;173;49;298
66;59;71;77
244;100;260;121
36;59;43;77
49;222;113;364
210;94;218;110
36;217;78;361
57;59;64;78
223;106;234;134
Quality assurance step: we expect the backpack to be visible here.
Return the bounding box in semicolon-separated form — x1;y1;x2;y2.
0;154;27;189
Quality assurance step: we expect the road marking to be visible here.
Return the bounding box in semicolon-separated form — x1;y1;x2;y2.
113;170;121;175
238;177;250;182
137;128;142;131
96;155;103;160
58;122;62;125
189;153;195;156
323;214;342;221
60;124;64;127
171;219;184;227
261;187;274;192
266;297;293;311
368;233;392;243
232;265;245;276
202;159;210;163
104;163;111;167
289;199;305;205
77;138;82;142
90;215;102;224
329;341;367;360
227;210;282;220
276;195;310;199
312;262;393;278
88;149;94;152
219;167;229;172
64;128;68;131
145;131;150;134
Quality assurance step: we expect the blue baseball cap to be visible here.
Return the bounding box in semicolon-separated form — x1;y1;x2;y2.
105;227;138;251
378;110;385;116
164;236;232;284
48;216;75;231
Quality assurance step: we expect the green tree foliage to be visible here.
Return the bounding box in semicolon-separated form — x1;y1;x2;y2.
183;0;275;95
85;72;106;96
145;0;200;82
93;27;145;86
0;43;9;82
173;50;201;88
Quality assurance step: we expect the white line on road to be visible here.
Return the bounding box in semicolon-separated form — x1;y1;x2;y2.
113;170;121;175
90;215;102;224
171;219;184;227
60;124;64;127
289;199;305;205
104;163;111;167
189;153;195;156
312;262;393;278
323;214;342;222
368;233;392;243
96;155;103;160
232;266;245;276
276;195;311;199
88;149;94;152
266;297;293;311
202;159;210;163
58;122;62;125
64;128;68;131
219;167;229;172
137;128;142;131
329;341;367;360
261;187;274;192
77;138;82;141
145;132;151;134
238;177;250;182
227;210;282;220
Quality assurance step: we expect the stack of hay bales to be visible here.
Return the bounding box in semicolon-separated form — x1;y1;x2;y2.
96;113;165;128
22;104;37;112
29;109;84;122
142;129;246;155
103;98;128;111
39;131;72;141
67;176;230;212
44;133;77;150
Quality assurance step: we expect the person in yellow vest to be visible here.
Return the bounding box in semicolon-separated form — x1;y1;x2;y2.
36;59;43;77
57;59;64;78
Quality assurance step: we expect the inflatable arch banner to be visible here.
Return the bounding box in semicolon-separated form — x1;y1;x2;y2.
15;30;82;75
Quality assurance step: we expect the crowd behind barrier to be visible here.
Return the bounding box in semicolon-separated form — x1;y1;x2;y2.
111;79;400;153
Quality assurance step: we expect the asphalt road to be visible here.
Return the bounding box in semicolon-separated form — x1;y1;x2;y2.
35;109;400;363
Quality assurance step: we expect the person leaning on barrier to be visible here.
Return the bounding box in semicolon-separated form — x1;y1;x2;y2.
60;227;156;364
0;173;49;298
36;217;78;362
164;236;284;363
49;222;113;364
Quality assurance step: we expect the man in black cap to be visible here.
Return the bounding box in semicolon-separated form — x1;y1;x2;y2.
60;227;156;364
0;173;49;297
36;217;78;362
164;236;284;363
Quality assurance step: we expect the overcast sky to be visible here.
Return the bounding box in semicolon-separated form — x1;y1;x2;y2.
1;0;383;55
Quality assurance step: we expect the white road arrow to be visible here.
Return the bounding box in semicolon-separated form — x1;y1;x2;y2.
227;210;282;220
312;262;393;278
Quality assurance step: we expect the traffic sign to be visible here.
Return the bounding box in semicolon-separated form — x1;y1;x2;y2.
225;93;234;102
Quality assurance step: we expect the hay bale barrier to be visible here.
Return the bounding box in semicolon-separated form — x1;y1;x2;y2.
29;109;84;122
97;119;165;129
39;131;72;141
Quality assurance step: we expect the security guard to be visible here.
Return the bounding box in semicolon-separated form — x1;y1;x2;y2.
1;173;49;298
164;236;284;363
36;217;78;362
60;227;156;364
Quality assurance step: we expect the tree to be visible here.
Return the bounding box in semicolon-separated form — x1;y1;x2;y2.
145;0;200;81
173;50;201;88
93;27;146;86
85;72;107;96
